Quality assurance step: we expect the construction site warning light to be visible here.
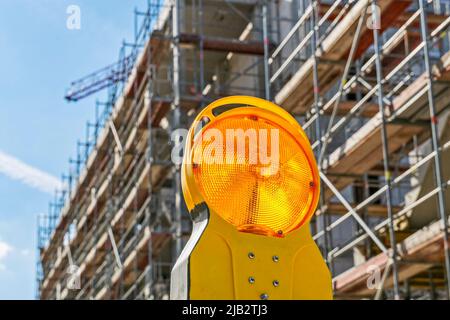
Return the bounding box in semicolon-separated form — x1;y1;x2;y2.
171;96;332;300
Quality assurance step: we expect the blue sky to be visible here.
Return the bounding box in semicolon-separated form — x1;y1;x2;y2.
0;0;146;299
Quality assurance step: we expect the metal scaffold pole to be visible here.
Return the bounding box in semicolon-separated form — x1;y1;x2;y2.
310;0;330;267
262;0;271;101
371;0;400;300
418;0;450;300
146;43;154;302
172;0;183;261
199;0;205;106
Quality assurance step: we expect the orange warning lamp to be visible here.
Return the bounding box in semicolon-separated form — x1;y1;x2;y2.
171;96;332;300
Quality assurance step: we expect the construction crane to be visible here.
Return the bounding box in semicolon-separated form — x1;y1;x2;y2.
64;53;137;102
64;4;156;102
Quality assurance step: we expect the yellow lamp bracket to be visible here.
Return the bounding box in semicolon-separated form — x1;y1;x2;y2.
170;96;332;300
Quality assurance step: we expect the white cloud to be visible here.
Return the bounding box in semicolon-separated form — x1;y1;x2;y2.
0;150;62;194
20;249;31;257
0;240;13;271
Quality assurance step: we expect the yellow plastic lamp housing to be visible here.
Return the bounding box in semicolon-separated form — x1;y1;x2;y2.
171;96;332;300
190;106;319;237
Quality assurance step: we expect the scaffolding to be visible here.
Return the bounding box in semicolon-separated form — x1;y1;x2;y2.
37;0;450;300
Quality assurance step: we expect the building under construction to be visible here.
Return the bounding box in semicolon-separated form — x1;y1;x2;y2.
36;0;450;300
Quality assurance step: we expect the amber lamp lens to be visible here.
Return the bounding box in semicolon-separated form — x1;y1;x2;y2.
191;114;317;237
